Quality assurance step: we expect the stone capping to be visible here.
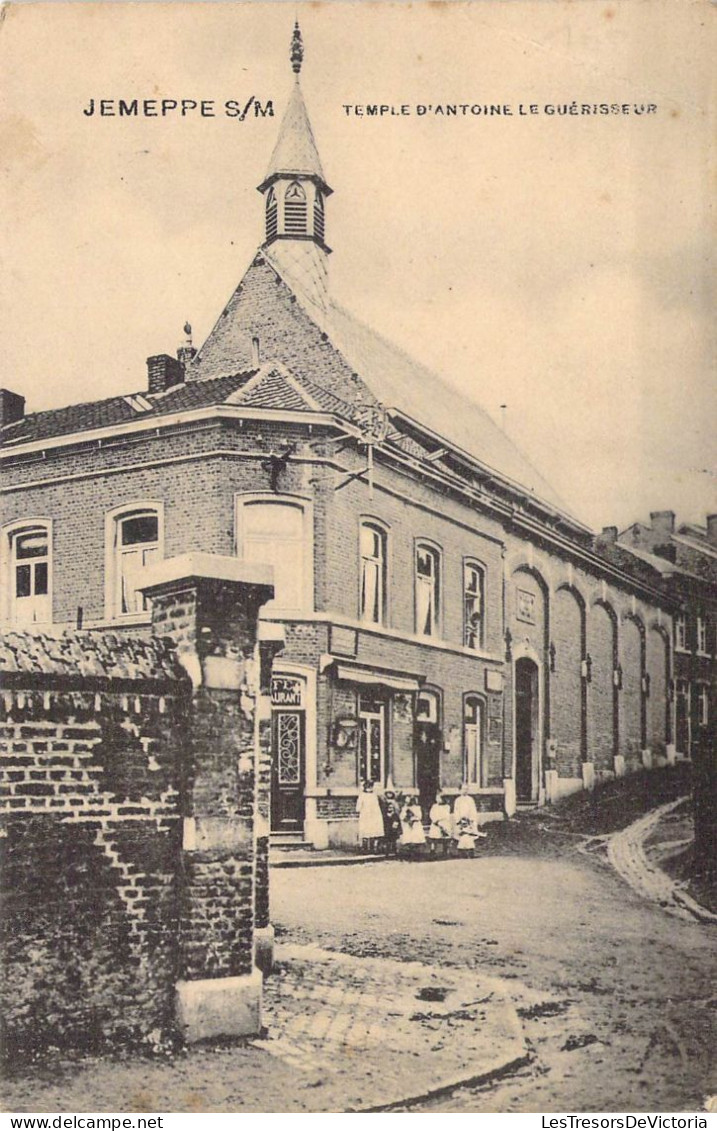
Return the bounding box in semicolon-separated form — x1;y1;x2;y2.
138;552;274;595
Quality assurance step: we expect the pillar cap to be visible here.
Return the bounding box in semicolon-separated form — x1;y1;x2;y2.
138;553;274;596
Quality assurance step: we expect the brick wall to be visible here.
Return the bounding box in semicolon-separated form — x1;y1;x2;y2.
0;558;274;1061
3;407;675;816
0;632;188;1060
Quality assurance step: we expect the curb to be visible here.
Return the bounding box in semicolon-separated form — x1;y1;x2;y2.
269;852;385;869
363;1052;533;1113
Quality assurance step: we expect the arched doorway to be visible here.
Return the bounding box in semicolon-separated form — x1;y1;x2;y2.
414;689;442;817
515;657;540;803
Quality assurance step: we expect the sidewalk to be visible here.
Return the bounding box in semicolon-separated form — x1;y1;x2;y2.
255;942;528;1111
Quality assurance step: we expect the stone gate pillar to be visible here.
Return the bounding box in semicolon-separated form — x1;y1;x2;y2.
140;553;277;1043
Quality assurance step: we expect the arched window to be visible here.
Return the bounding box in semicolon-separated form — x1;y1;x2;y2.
416;689;440;724
360;521;387;625
266;188;278;242
237;496;312;614
464;560;485;649
3;522;52;625
107;506;162;618
464;695;485;787
284;181;307;236
313;192;325;242
415;542;441;637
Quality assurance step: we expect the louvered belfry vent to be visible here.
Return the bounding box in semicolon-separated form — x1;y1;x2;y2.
266;189;278;242
314;194;325;243
284;181;307;235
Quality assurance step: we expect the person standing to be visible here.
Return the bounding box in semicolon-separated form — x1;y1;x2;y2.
356;779;384;853
427;791;452;857
380;789;402;858
400;795;426;858
452;783;485;857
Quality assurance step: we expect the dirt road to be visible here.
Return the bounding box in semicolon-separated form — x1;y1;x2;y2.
272;813;715;1111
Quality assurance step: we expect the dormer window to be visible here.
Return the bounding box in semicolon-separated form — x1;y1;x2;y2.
266;188;278;242
284;181;307;236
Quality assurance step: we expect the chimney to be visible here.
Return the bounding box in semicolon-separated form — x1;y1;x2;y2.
147;354;185;395
706;514;717;548
598;525;618;544
650;510;675;536
0;389;26;428
176;321;197;370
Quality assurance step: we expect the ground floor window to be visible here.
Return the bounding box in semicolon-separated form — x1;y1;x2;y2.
358;693;386;785
697;684;709;728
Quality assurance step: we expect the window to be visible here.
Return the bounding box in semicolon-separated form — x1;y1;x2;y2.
415;543;441;636
358;694;386;785
266;188;278;241
238;497;312;613
313;192;325;242
416;689;440;724
697;685;709;727
675;614;687;651
284;181;307;236
464;561;484;649
696;616;707;655
5;523;51;625
113;509;161;616
360;521;386;625
464;695;484;788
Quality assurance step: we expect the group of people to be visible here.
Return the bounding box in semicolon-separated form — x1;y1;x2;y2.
355;781;488;859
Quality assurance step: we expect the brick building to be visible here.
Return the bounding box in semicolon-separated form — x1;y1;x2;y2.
1;27;682;849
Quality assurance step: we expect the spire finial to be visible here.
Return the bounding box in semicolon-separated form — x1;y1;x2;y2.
290;20;303;75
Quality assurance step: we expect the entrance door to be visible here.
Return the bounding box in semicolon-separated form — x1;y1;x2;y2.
270;675;306;833
415;690;441;817
515;657;539;803
271;710;305;831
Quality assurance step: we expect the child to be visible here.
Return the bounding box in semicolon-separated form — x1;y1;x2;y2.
380;789;402;857
355;779;384;853
452;783;486;858
427;791;452;857
400;795;426;857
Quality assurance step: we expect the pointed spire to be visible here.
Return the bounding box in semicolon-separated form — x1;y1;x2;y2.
290;20;304;75
257;23;331;193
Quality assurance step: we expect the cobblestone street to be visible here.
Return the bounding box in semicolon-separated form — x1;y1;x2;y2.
3;771;715;1113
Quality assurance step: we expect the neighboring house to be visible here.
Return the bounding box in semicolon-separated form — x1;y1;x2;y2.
609;512;717;876
0;27;679;849
614;511;716;761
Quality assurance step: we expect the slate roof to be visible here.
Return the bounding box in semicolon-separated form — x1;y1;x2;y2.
261;78;327;187
191;244;580;522
0;371;256;447
591;539;675;593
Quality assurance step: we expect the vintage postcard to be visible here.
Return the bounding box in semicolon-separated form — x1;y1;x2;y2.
1;0;715;1118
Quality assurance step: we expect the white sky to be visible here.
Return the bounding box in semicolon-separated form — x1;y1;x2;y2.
1;1;715;532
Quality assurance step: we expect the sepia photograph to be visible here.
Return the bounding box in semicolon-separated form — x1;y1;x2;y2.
0;0;715;1117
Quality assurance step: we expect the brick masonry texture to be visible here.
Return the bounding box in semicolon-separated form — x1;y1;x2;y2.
2;405;676;839
0;575;271;1060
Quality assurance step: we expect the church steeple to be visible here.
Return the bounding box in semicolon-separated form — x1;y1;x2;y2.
257;22;332;255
